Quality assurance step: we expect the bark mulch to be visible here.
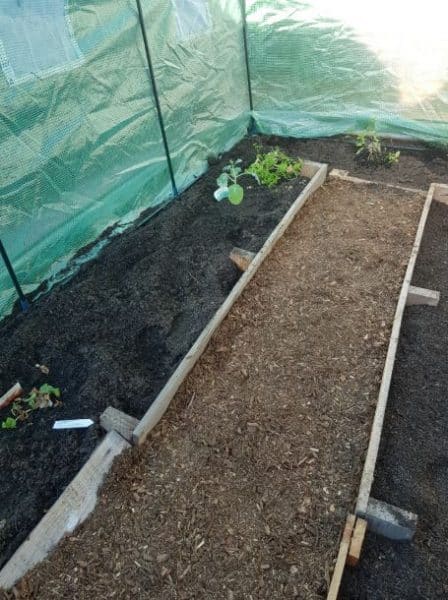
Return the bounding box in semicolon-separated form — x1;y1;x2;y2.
3;179;423;600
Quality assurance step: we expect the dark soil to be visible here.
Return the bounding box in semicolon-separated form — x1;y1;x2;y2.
6;179;422;600
267;135;448;190
1;132;444;577
0;137;308;569
341;200;448;599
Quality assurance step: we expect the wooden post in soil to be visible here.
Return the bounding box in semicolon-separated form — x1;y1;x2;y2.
230;247;256;271
0;383;23;410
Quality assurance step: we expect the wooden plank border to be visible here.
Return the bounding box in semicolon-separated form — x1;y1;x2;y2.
330;168;427;197
0;431;130;590
355;183;436;516
132;160;328;445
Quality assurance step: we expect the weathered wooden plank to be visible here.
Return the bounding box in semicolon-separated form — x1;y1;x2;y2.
132;161;328;445
100;406;139;442
406;285;440;307
330;168;426;197
355;184;435;516
0;431;129;591
327;514;356;600
347;518;368;567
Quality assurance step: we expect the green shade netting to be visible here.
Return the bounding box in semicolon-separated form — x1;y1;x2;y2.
1;0;448;318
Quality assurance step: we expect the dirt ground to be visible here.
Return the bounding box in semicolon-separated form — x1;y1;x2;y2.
341;200;448;600
0;138;308;568
2;179;423;599
269;135;448;190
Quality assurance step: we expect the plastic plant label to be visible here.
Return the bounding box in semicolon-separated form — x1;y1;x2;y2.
53;419;94;430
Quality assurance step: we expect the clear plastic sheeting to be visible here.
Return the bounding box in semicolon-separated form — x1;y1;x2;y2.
172;0;211;41
0;0;84;85
247;0;448;140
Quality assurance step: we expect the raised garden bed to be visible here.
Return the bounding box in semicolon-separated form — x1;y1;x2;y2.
0;137;316;572
3;177;425;599
269;135;448;190
341;195;448;600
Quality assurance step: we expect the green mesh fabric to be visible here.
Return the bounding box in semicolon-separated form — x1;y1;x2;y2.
0;0;250;317
1;0;448;317
247;0;448;139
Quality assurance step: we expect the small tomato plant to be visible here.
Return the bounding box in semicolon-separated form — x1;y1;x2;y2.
355;132;400;167
214;159;257;205
246;144;303;188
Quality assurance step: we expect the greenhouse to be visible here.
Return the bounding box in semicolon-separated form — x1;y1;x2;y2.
0;1;447;598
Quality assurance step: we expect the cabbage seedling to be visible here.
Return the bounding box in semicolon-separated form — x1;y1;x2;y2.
214;159;257;205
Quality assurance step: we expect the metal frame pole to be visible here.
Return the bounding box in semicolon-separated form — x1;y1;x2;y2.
0;240;29;312
135;0;178;197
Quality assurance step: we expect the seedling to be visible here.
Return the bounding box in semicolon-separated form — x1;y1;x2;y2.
355;132;400;167
246;145;303;187
1;383;61;431
214;159;257;205
1;417;17;429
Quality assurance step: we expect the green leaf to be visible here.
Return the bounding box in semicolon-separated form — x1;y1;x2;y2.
216;173;229;187
214;187;229;201
39;384;61;398
228;184;244;205
26;393;37;409
2;417;17;429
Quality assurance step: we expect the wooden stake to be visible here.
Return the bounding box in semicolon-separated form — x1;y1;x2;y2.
0;382;23;411
230;247;256;271
406;285;440;307
327;514;356;600
347;518;368;567
100;406;139;442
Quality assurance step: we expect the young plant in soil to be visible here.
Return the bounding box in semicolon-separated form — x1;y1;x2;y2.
355;132;400;167
214;159;258;205
245;144;303;187
1;384;61;430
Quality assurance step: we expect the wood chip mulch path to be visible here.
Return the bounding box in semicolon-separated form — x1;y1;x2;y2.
4;179;423;600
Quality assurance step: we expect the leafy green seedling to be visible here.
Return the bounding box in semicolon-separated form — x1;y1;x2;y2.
39;384;61;398
1;383;62;432
25;392;37;409
355;132;400;167
2;417;17;429
246;145;303;188
214;159;257;205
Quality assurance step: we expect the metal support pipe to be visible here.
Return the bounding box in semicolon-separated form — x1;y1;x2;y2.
135;0;178;197
240;0;255;132
0;240;29;312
